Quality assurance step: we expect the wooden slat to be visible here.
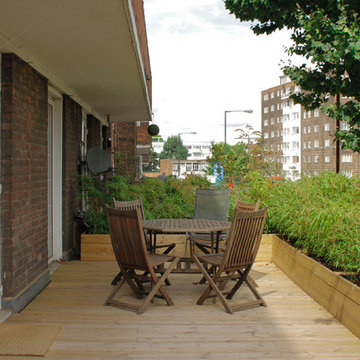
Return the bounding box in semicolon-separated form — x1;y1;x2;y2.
272;235;360;339
3;261;360;359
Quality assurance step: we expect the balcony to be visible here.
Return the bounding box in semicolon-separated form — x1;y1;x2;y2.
2;236;360;359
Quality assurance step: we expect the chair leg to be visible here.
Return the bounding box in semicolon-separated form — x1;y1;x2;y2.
193;257;233;314
137;257;180;314
111;271;122;285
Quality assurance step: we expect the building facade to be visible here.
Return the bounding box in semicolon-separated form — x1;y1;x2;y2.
0;0;152;312
262;76;360;179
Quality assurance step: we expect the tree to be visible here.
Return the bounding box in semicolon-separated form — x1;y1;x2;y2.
143;150;160;172
207;127;282;179
224;0;360;153
159;136;188;160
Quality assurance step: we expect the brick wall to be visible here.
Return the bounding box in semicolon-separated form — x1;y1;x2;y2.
113;122;137;178
87;114;101;149
1;54;48;297
62;95;82;255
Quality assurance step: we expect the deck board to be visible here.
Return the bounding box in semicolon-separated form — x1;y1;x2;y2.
3;261;360;359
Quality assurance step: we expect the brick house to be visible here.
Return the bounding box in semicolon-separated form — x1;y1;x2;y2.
0;0;152;312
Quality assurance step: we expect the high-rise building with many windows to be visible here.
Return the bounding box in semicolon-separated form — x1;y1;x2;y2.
262;76;360;179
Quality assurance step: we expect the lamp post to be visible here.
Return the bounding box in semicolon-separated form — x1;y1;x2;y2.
177;132;197;178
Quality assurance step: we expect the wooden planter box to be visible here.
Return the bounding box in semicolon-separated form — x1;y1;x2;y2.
272;235;360;339
80;233;273;262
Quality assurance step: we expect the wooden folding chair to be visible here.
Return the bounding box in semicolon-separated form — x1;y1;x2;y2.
235;198;261;212
105;207;180;314
111;198;176;285
192;207;267;314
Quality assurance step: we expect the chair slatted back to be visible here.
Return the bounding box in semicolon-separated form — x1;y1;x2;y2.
113;198;145;220
106;207;149;270
194;189;230;221
235;199;261;212
223;207;267;269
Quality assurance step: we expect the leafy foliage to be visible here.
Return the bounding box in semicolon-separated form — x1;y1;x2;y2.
224;0;360;153
159;136;188;160
75;174;211;233
242;172;360;273
142;150;160;172
206;127;282;178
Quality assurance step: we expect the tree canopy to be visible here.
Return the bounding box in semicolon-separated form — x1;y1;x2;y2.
207;127;282;179
159;135;189;160
225;0;360;153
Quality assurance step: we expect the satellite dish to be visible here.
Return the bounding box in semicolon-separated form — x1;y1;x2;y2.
86;147;112;175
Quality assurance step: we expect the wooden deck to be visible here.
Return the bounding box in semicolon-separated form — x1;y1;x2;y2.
3;261;360;359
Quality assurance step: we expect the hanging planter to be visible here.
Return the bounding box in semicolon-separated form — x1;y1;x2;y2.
148;124;160;136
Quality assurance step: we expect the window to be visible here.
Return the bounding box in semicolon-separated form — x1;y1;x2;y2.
325;123;330;131
277;103;280;110
325;139;330;147
264;107;268;114
342;170;353;178
292;127;299;135
314;139;319;148
341;122;350;130
307;155;311;163
281;142;290;149
303;126;307;134
271;131;275;138
324;155;330;163
303;156;307;163
270;105;275;112
292;112;299;120
277;117;280;123
314;155;320;163
263;93;269;101
292;141;299;149
307;110;312;118
281;100;290;108
264;132;269;139
307;125;311;133
292;156;299;163
193;163;199;171
314;108;319;117
308;141;311;149
276;130;280;137
264;119;268;126
303;142;307;149
303;112;307;120
271;91;275;99
314;125;319;132
342;154;353;163
173;164;178;171
270;118;275;125
186;163;192;171
314;170;319;176
277;90;280;96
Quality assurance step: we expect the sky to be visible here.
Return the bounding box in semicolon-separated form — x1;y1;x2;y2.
143;0;295;145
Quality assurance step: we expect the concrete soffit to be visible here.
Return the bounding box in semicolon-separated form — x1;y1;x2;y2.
0;0;152;125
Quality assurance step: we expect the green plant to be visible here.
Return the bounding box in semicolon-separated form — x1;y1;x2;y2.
75;174;212;233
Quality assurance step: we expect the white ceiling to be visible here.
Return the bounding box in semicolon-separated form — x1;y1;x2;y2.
0;0;152;124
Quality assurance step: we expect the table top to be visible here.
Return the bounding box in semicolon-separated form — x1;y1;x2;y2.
142;218;231;233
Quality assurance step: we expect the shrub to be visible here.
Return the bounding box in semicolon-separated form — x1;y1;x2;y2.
75;174;211;233
242;172;360;273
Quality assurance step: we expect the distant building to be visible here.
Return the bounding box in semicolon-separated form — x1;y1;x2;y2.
262;76;360;179
143;159;211;181
151;138;212;160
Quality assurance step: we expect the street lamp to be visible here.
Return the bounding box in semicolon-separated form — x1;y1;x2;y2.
224;109;253;156
177;132;197;178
